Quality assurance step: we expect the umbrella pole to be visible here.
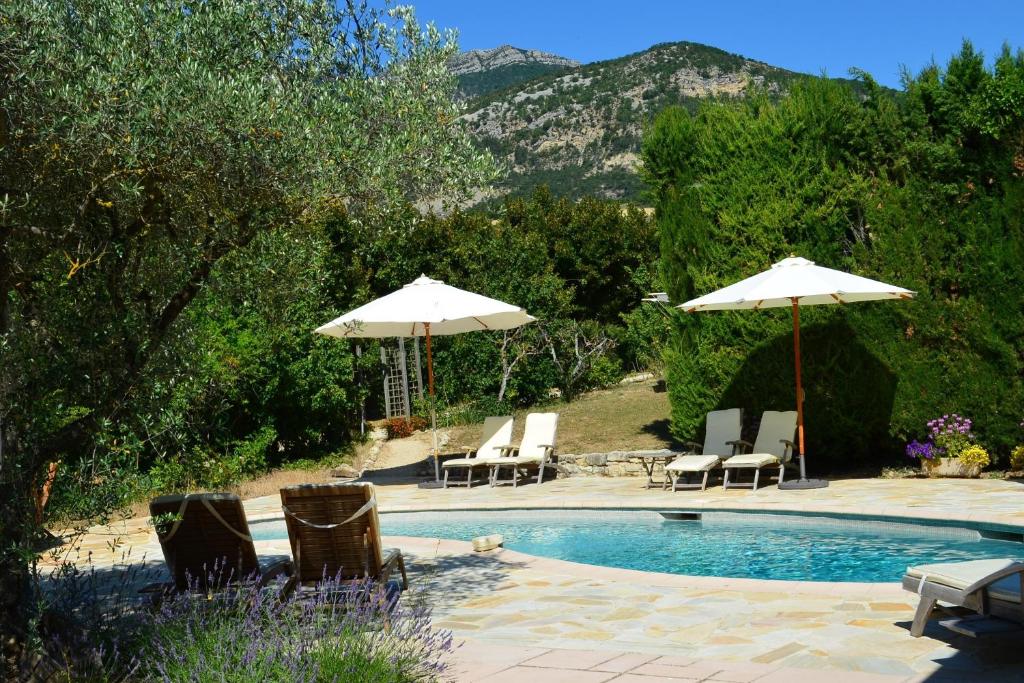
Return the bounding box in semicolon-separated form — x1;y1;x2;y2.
792;298;808;481
425;323;439;481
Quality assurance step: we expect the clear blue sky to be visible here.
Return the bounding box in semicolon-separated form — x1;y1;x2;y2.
410;0;1024;88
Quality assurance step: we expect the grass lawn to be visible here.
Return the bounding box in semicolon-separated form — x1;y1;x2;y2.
446;378;678;455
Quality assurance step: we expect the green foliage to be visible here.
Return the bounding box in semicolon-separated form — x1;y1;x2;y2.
339;188;660;407
0;0;496;650
456;62;573;100
644;43;1024;470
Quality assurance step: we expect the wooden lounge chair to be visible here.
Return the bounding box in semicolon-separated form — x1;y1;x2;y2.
148;492;292;593
903;559;1024;636
721;410;797;491
278;482;407;597
441;415;514;488
665;408;741;491
489;412;559;487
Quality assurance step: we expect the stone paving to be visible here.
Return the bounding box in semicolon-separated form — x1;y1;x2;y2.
61;476;1024;681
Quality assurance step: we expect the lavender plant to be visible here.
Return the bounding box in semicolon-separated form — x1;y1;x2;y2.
32;552;452;682
146;575;453;682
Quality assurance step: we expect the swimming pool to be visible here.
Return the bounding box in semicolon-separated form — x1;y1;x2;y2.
250;509;1024;583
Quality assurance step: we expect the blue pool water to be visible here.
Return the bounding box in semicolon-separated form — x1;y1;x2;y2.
250;509;1024;583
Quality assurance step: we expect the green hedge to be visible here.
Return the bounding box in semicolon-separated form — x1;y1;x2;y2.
644;44;1024;470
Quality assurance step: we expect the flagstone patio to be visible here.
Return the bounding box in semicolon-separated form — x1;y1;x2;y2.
63;476;1024;681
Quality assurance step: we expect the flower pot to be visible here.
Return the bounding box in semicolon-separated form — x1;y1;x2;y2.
921;456;981;478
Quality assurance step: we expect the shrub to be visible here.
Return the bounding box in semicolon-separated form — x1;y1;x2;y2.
385;417;428;440
1010;445;1024;471
959;445;990;469
644;50;1024;470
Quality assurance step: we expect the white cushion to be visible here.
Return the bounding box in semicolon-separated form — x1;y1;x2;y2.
442;457;488;468
477;415;514;460
723;453;780;468
666;455;721;472
519;412;558;459
905;559;1023;594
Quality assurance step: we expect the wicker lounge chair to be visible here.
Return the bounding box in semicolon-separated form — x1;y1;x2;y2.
903;558;1024;636
148;492;292;593
441;415;514;488
279;482;407;597
489;412;559;487
721;410;797;491
665;408;741;491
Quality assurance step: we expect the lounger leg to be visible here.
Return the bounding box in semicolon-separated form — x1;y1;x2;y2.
723;468;730;490
537;465;544;485
910;596;937;637
671;473;677;492
467;466;473;489
752;468;760;491
701;470;709;491
443;469;449;489
778;464;785;486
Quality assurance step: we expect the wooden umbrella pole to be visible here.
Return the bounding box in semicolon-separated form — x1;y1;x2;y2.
424;322;439;480
791;297;808;480
425;322;435;398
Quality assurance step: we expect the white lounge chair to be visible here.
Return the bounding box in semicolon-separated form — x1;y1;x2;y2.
489;412;559;487
721;410;797;491
441;415;514;489
665;408;741;491
903;558;1024;637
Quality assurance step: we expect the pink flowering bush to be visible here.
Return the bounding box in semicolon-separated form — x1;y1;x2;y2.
926;414;974;458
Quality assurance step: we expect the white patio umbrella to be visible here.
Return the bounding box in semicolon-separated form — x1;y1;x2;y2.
679;256;914;488
315;275;536;481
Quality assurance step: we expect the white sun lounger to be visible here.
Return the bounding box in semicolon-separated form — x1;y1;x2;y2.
721;410;797;491
903;558;1024;636
665;408;741;491
441;415;514;488
489;412;559;487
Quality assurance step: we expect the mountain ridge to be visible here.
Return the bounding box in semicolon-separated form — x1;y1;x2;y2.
451;41;841;204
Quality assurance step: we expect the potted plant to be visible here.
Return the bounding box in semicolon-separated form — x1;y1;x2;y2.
905;414;988;477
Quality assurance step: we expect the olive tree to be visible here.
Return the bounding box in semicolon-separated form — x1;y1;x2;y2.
0;0;493;662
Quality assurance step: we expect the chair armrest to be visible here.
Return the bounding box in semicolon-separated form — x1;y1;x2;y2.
382;550;408;590
457;446;477;456
780;439;796;461
683;440;703;454
259;559;294;586
726;439;752;453
496;444;519;456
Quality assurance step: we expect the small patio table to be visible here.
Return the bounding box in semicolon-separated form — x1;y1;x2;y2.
639;451;681;489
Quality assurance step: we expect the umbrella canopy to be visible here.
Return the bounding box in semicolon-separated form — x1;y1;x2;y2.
680;257;914;311
315;275;535;482
678;256;914;488
315;275;536;338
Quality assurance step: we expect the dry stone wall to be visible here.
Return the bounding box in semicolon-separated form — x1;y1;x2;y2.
555;449;680;478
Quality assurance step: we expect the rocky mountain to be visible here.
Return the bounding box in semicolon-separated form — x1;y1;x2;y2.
456;41;807;204
449;45;580;100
